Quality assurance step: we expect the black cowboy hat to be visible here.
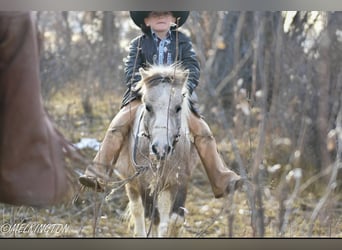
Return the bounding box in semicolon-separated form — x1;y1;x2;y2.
129;11;190;29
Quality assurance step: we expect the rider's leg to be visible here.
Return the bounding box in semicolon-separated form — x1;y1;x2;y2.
188;112;242;198
79;99;141;191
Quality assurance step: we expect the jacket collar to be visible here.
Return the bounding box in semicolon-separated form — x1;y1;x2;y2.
151;29;172;41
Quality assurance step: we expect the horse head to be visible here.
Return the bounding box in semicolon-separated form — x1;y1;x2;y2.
135;65;190;160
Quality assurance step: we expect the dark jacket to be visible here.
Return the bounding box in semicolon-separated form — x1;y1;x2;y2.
121;29;200;107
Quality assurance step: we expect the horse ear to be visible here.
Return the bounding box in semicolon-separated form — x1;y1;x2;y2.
139;67;148;79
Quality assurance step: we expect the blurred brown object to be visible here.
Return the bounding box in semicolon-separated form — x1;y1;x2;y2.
0;12;72;206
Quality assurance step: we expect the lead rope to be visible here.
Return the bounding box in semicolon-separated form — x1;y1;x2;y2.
107;19;182;236
175;17;180;66
127;35;142;120
105;34;150;202
146;17;182;238
165;16;181;156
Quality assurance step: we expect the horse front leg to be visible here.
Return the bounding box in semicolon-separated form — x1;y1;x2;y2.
157;190;172;237
126;185;146;237
168;185;187;237
168;212;185;237
158;187;186;237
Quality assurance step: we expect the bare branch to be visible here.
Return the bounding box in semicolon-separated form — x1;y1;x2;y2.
308;102;342;236
215;46;253;94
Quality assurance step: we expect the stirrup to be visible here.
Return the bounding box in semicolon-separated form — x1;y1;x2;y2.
79;175;105;192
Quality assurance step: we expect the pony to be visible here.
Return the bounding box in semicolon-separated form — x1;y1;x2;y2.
113;64;197;237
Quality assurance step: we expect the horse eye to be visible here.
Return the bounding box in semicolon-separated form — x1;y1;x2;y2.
145;104;152;112
175;105;182;113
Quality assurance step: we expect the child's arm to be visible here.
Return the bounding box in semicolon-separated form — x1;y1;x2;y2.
180;37;200;95
124;36;144;88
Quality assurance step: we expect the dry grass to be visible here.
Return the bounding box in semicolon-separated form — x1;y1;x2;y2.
1;165;341;238
1;86;341;238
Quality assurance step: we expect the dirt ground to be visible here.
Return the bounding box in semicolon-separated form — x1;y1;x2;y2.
0;164;245;238
1;89;341;238
1;159;341;238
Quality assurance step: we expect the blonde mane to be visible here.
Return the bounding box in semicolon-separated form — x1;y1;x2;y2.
135;63;191;126
135;64;189;94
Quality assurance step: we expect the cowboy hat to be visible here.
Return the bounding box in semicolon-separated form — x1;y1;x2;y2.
129;11;190;29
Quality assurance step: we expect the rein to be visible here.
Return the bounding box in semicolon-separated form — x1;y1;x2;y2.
132;108;150;171
102;110;149;203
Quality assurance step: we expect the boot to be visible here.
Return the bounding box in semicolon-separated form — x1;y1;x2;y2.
79;100;141;191
188;113;242;198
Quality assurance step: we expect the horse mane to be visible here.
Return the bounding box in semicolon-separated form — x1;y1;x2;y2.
134;63;191;121
135;64;189;95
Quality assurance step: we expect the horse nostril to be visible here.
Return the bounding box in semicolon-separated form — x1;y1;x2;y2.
151;143;158;156
151;143;172;160
165;145;171;154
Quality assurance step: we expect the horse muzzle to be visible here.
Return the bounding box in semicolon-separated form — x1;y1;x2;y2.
151;142;172;160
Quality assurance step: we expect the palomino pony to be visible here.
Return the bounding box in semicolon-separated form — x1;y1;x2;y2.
114;64;197;237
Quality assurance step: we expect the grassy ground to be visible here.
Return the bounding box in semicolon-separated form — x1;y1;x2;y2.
1;165;341;237
1;86;341;238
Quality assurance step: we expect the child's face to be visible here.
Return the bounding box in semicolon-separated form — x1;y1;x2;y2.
144;11;176;33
